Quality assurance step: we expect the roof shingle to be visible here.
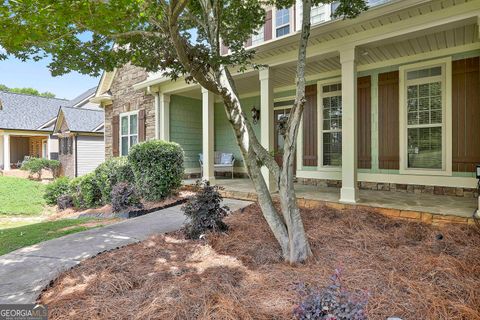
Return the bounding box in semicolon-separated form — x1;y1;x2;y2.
60;106;104;133
0;91;66;131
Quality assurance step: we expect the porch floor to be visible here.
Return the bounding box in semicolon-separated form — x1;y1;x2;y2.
184;178;477;219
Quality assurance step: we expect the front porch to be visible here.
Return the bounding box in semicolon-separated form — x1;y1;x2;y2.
138;0;480;222
0;132;52;171
185;178;478;224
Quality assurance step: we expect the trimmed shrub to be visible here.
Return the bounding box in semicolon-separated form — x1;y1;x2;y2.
69;173;102;209
21;158;60;179
293;269;368;320
111;182;142;213
183;180;229;239
44;177;71;205
128;140;184;201
94;157;135;204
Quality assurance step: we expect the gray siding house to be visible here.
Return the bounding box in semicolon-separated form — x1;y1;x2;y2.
53;106;105;178
0;87;105;177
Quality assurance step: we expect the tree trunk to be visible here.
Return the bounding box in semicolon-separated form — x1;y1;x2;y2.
167;0;314;263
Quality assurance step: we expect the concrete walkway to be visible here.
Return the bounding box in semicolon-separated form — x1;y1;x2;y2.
0;198;252;304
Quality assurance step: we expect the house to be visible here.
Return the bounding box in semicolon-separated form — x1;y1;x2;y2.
0;87;105;177
65;86;102;110
53;107;105;178
92;0;480;204
0;92;65;170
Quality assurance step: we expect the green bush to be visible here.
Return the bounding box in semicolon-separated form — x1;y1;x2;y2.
128;140;184;201
44;177;71;205
94;157;135;204
69;173;102;208
21;158;61;178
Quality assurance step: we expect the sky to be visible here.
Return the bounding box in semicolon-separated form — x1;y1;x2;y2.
0;50;100;100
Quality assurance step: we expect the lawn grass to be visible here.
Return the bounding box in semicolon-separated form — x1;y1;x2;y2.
0;176;47;216
0;218;104;255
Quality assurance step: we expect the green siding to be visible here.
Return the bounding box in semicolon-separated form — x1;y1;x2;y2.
214;96;261;167
169;50;479;176
170;95;202;169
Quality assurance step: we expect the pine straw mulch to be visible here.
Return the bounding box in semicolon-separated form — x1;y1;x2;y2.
39;204;480;320
47;190;195;221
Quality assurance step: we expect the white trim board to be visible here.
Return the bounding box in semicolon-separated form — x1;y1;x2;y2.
296;170;477;189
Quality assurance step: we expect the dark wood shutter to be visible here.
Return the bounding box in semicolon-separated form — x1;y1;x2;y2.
378;71;400;170
138;109;146;142
264;10;272;41
112;115;119;157
303;84;317;166
357;76;371;169
452;57;480;172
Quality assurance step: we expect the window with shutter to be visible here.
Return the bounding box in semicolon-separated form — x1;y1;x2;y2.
119;111;139;156
399;57;451;175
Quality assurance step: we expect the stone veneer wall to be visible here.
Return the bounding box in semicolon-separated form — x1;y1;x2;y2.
296;178;479;198
104;64;155;158
58;121;75;178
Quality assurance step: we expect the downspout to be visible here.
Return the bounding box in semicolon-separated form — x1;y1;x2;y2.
74;135;78;177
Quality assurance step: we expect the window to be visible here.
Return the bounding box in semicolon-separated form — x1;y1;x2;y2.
275;8;290;37
311;5;328;24
59;137;73;155
296;1;330;29
252;25;264;46
402;63;446;171
67;137;73;155
120;111;138;156
321;83;342;167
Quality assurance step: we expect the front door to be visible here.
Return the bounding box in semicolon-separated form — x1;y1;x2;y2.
274;109;296;171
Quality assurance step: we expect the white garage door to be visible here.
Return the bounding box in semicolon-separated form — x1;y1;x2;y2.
76;135;105;176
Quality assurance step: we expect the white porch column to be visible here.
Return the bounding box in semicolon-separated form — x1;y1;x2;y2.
3;133;10;171
259;68;276;190
339;47;359;203
201;87;215;181
159;93;170;141
46;136;52;160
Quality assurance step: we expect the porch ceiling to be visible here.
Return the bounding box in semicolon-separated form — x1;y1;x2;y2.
174;12;479;98
253;0;474;62
358;21;479;65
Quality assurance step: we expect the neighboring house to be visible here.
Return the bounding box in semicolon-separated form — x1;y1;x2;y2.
0;92;65;170
0;87;105;177
92;0;480;204
65;86;102;110
53;107;105;178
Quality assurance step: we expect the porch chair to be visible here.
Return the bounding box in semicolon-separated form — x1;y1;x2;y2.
16;155;31;169
199;152;236;179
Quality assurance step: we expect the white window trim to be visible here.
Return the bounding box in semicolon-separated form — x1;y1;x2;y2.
399;57;452;176
317;78;342;172
119;110;139;156
295;0;331;30
273;6;292;39
251;25;264;46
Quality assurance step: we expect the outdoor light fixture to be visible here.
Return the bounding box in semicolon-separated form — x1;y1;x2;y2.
251;106;260;124
476;164;480;180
